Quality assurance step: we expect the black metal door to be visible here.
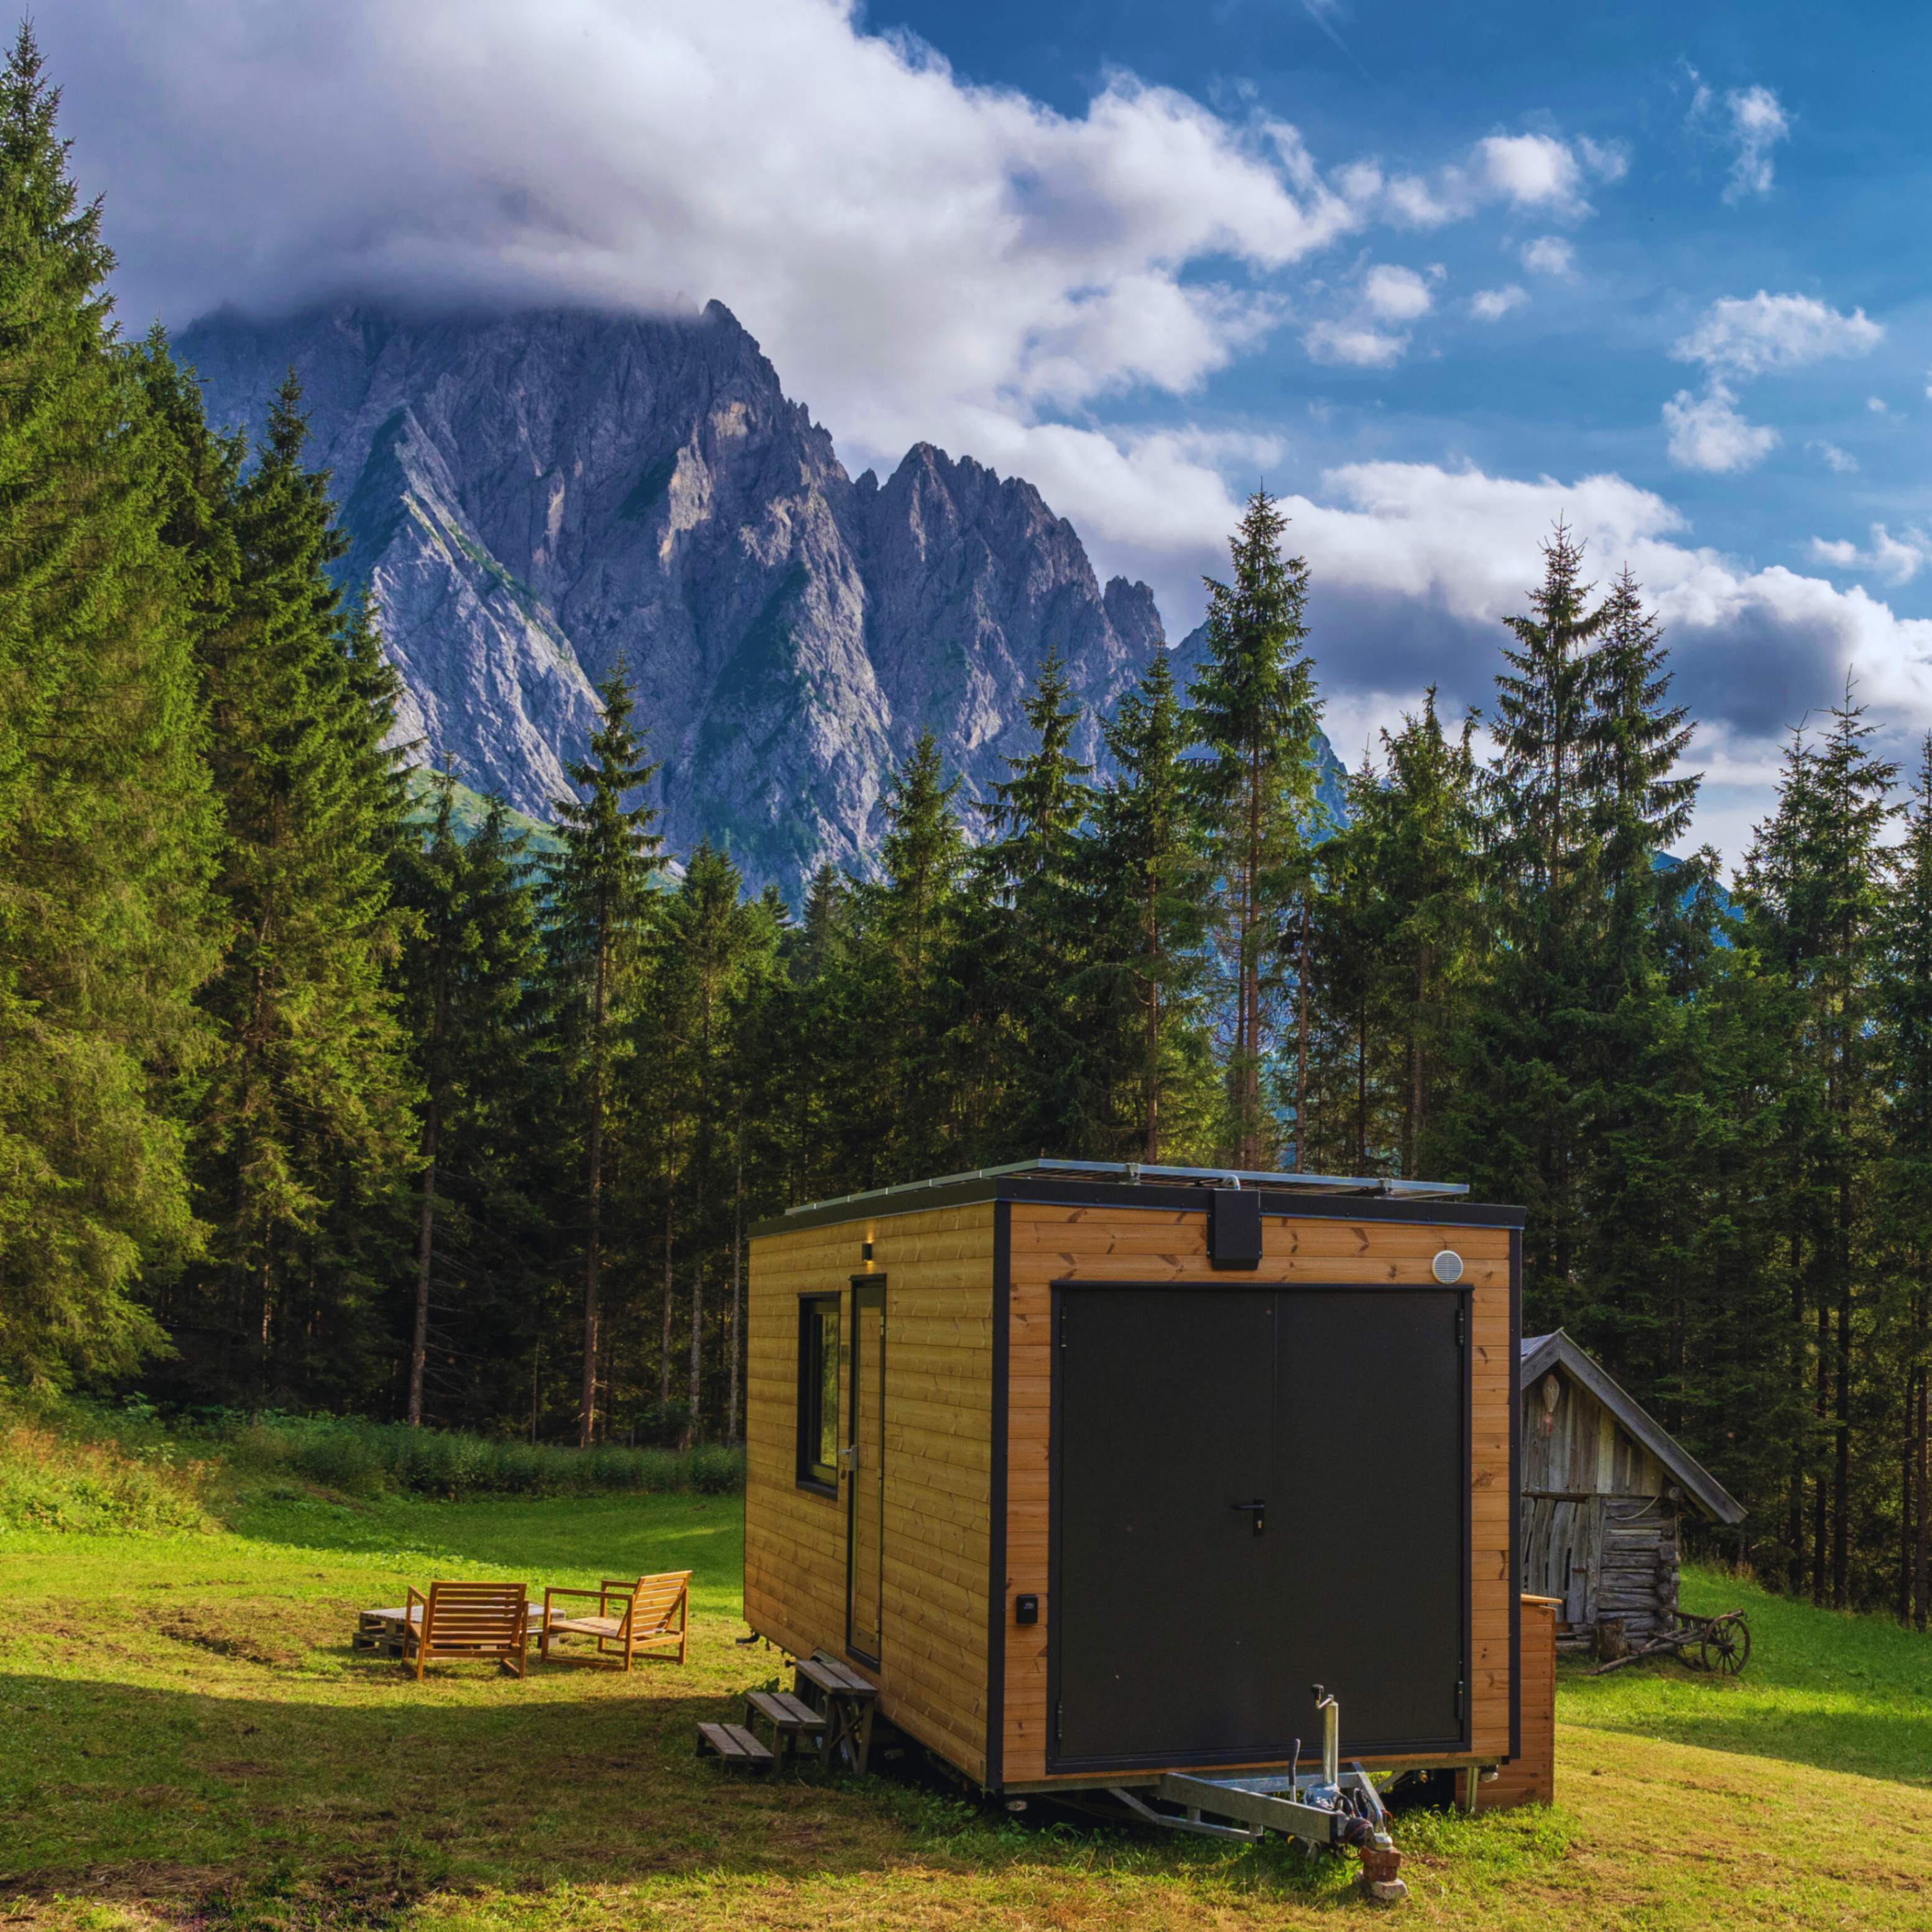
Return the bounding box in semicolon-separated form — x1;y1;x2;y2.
1051;1283;1467;1769
1273;1290;1467;1754
1053;1287;1283;1765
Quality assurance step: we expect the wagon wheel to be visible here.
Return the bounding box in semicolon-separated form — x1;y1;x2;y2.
1695;1618;1750;1675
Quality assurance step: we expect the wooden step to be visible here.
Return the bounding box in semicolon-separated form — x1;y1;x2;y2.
747;1689;826;1734
696;1722;774;1770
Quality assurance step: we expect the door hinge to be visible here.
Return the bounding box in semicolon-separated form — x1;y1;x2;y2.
1456;1678;1467;1721
1055;1699;1063;1744
1456;1303;1467;1347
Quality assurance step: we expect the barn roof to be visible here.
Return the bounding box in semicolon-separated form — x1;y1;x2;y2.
1521;1329;1746;1526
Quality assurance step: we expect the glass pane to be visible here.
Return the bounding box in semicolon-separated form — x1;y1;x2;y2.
816;1305;840;1473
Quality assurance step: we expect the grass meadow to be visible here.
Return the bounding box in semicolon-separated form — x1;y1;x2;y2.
2;1410;1930;1931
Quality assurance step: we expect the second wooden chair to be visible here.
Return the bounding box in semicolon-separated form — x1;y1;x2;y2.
540;1570;691;1670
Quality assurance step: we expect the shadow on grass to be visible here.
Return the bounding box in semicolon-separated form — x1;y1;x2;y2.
0;1667;1378;1917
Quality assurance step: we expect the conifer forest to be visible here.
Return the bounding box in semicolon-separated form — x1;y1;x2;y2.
6;28;1931;1631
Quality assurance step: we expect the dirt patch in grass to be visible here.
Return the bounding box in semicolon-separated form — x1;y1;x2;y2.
154;1616;300;1671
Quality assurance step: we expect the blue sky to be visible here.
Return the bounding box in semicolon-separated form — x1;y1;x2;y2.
47;0;1932;861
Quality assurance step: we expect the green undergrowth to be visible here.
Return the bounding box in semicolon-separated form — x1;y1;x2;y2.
0;1398;742;1537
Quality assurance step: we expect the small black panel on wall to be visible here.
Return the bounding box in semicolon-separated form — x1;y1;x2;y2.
1208;1186;1263;1268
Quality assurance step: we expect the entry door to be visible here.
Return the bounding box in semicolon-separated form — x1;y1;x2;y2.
1052;1285;1467;1769
1054;1288;1284;1763
846;1278;885;1662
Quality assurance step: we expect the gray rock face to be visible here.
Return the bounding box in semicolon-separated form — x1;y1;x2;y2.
178;302;1167;889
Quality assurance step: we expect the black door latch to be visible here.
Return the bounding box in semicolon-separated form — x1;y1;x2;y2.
1230;1499;1267;1535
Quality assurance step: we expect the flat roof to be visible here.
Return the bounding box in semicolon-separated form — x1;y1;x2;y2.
783;1157;1470;1219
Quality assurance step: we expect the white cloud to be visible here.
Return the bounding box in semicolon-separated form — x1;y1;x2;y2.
1808;524;1931;587
1672;292;1883;377
1381;129;1624;231
1520;235;1576;279
1867;395;1890;414
1663;382;1780;473
1305;318;1410;367
48;0;1392;550
1361;262;1435;321
1722;85;1790;201
1808;440;1858;473
1471;285;1527;321
1475;133;1587;214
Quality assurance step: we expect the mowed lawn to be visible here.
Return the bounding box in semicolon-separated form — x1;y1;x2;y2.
3;1487;1931;1932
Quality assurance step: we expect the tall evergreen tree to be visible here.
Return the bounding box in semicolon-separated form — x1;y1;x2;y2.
1878;740;1932;1627
971;649;1097;1161
172;370;413;1405
392;771;548;1425
1090;650;1213;1163
1187;489;1321;1167
545;662;663;1444
865;729;969;1181
0;30;220;1383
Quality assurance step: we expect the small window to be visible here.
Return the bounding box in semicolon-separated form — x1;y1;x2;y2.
797;1295;841;1492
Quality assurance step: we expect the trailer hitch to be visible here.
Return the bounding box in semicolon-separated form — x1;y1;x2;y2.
1106;1688;1408;1902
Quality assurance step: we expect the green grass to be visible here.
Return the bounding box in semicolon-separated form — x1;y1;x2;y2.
2;1463;1929;1931
1560;1563;1932;1787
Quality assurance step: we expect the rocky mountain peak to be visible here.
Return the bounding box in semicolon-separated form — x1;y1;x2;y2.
178;301;1171;890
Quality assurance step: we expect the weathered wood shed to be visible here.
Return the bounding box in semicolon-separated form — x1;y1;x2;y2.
1519;1330;1744;1645
746;1159;1527;1794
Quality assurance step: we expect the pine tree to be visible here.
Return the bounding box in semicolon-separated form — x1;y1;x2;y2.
972;649;1097;1161
1089;650;1213;1163
545;662;663;1443
1440;524;1610;1324
1736;691;1896;1604
865;730;969;1180
1877;739;1932;1629
1187;489;1321;1167
185;373;415;1406
0;30;220;1383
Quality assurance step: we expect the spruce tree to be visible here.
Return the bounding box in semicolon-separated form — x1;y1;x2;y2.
186;373;415;1406
1090;650;1212;1163
0;30;221;1383
545;662;663;1443
1187;489;1321;1167
1879;739;1932;1629
866;730;969;1180
972;649;1097;1162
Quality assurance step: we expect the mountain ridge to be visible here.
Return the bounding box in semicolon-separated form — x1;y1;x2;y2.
177;300;1334;886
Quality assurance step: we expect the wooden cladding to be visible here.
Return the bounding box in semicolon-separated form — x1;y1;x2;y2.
745;1202;997;1782
746;1185;1521;1795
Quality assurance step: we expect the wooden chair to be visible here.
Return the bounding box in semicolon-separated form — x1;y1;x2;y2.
540;1570;691;1669
400;1581;530;1680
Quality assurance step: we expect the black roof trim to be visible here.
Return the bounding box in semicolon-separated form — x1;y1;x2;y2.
754;1174;1527;1239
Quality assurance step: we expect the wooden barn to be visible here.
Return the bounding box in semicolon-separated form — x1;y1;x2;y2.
1519;1330;1744;1647
745;1159;1527;1796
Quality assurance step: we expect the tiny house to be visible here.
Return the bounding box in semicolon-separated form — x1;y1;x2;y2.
746;1160;1527;1793
1519;1330;1744;1645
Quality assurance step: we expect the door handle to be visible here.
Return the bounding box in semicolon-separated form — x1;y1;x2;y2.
1230;1499;1267;1535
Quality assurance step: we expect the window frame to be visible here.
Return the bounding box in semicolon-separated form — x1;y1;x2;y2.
796;1292;842;1495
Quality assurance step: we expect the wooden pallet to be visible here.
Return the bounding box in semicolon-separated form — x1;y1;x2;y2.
697;1722;774;1771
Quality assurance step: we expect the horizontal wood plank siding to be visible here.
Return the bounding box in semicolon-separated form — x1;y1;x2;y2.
1002;1202;1516;1785
746;1203;996;1783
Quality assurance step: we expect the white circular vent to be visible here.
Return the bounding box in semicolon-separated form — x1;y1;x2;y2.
1431;1249;1464;1285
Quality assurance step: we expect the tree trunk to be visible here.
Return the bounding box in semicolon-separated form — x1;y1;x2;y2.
728;1142;744;1444
1294;899;1310;1171
1833;1203;1852;1609
1916;1289;1930;1631
1812;1290;1830;1606
660;1134;675;1405
1142;875;1161;1163
407;1095;439;1428
580;931;608;1449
